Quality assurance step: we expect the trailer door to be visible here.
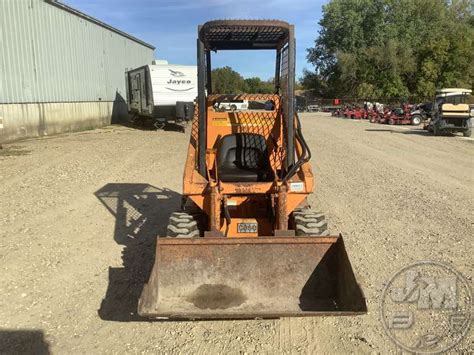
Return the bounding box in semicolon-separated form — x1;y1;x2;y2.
130;73;142;112
139;72;147;111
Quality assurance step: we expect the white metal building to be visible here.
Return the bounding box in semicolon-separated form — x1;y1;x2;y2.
0;0;155;142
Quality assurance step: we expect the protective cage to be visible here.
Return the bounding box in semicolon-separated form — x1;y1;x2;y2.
196;20;296;177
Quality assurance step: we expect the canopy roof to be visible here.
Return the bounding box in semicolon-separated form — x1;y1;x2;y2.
436;88;472;94
199;20;291;50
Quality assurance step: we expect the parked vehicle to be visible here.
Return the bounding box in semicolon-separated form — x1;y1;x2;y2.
342;107;352;118
214;100;249;111
410;102;432;125
351;107;365;119
377;107;393;124
367;109;379;122
307;104;320;112
125;61;197;129
426;88;472;137
385;104;419;125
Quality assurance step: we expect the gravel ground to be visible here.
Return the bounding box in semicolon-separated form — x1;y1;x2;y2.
0;113;472;353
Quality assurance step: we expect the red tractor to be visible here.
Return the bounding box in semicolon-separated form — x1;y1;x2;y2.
351;108;364;119
386;104;419;125
343;106;365;119
376;108;392;124
342;106;353;118
367;109;379;122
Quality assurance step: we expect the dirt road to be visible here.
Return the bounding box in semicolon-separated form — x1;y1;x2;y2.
1;113;472;353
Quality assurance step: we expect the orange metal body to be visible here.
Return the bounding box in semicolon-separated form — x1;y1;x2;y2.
183;94;314;238
138;20;367;320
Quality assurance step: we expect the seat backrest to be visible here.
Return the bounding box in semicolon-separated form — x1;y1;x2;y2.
393;108;404;116
441;103;470;118
217;133;269;170
441;103;469;113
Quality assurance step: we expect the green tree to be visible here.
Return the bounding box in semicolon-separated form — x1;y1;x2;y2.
244;77;274;93
211;66;276;94
211;66;247;94
303;0;474;99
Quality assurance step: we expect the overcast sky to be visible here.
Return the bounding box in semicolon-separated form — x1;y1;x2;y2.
64;0;325;80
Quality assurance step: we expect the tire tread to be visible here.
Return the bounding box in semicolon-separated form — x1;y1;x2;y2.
293;209;329;237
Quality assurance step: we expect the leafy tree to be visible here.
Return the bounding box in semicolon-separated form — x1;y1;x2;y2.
303;0;474;99
244;77;274;93
300;69;329;97
211;66;276;94
211;66;247;94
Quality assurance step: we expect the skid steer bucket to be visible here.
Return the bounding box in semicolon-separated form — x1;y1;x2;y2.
138;235;366;319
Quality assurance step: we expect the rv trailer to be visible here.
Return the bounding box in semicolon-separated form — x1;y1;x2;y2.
125;61;197;129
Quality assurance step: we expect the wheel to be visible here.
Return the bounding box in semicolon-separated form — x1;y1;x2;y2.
293;209;329;237
167;212;199;238
388;118;395;125
230;104;237;111
411;115;422;126
463;129;471;137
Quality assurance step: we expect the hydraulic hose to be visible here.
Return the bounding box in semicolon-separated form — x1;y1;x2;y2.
223;200;232;237
282;114;312;183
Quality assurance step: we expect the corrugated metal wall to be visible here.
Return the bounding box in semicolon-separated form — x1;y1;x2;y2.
0;0;154;104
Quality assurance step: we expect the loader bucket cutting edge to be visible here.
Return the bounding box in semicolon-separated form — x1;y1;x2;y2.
138;235;367;319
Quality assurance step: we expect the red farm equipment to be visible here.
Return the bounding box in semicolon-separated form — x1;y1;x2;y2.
342;107;351;118
374;108;392;124
367;109;379;123
341;106;364;119
350;107;364;119
386;104;420;125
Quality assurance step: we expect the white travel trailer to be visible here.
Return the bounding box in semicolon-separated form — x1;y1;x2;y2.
125;61;197;127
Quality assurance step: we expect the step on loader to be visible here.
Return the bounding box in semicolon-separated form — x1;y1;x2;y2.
139;20;366;319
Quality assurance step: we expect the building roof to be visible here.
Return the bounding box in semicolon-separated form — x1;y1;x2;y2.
46;0;155;50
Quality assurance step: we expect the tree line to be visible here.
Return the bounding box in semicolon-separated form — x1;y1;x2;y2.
210;66;275;94
302;0;474;100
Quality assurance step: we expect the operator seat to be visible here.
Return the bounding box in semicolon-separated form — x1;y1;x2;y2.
216;133;274;182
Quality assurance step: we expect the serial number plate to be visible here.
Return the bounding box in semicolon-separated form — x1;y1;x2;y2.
237;222;258;233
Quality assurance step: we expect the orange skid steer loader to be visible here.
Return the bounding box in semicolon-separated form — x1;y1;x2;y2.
139;20;366;319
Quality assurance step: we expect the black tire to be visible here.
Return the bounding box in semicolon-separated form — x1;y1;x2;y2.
293;209;329;237
230;104;237;111
463;129;471;137
167;212;199;238
411;115;422;126
388;118;395;125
